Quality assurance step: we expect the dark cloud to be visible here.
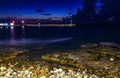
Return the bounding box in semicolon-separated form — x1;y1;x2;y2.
41;13;52;16
36;9;43;13
69;12;73;15
54;17;59;18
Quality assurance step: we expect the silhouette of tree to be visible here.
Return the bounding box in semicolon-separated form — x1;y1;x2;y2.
72;8;83;24
113;0;120;22
82;0;97;23
62;0;98;24
100;0;120;23
72;0;97;24
62;17;67;24
62;0;120;24
62;16;71;24
83;0;96;15
100;0;113;22
63;0;97;24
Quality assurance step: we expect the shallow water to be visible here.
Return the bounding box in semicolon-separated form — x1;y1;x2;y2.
0;26;120;48
0;37;72;45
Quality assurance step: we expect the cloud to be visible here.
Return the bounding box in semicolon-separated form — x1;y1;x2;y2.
54;17;59;18
36;9;43;13
41;13;52;16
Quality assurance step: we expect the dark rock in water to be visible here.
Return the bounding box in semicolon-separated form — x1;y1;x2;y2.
80;43;98;48
99;42;119;47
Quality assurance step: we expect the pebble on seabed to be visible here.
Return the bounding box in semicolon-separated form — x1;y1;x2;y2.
0;66;7;71
110;58;114;61
0;65;100;78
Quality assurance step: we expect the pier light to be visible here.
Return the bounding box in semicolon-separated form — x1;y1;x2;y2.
21;20;24;23
10;23;14;26
12;20;15;24
0;23;8;26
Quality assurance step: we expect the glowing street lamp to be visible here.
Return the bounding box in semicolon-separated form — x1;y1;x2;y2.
10;20;15;26
21;20;24;24
12;20;15;24
10;23;14;26
21;20;25;27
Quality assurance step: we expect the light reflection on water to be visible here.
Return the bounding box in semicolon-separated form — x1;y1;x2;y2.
22;26;25;38
1;25;120;46
6;26;71;45
0;38;72;45
11;26;25;38
11;26;16;40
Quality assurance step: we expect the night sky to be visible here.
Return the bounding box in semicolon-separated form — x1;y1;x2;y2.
0;0;103;19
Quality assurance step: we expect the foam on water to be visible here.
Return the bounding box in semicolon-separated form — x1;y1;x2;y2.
0;37;72;45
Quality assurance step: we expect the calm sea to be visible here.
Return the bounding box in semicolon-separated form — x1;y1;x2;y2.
0;25;120;50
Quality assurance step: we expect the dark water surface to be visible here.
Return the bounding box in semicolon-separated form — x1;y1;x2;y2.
0;25;120;51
